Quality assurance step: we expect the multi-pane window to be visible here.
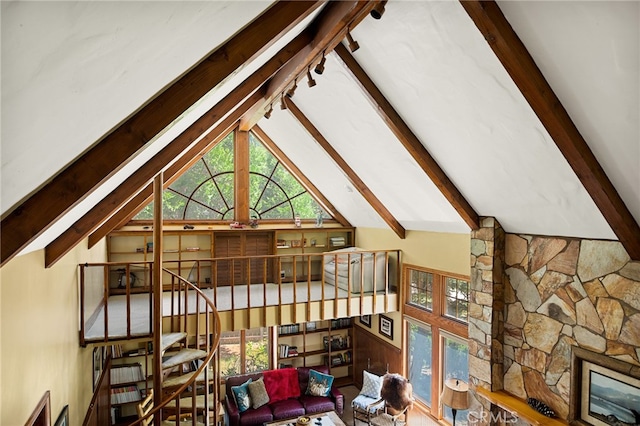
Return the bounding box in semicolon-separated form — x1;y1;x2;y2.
409;269;433;311
404;265;469;425
444;277;468;322
219;327;269;377
133;130;329;221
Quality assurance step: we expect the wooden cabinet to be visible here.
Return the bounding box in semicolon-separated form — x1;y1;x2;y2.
213;231;273;285
274;228;354;282
276;318;353;386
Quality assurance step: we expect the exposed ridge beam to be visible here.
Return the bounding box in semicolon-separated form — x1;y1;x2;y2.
239;0;379;131
252;125;352;228
1;1;322;267
461;0;640;259
285;98;405;239
334;42;480;231
85;90;265;251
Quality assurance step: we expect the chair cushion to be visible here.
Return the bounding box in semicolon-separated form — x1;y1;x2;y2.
231;378;252;413
238;405;273;426
299;394;335;414
306;370;334;397
352;394;384;413
270;398;305;419
360;370;383;398
247;378;269;409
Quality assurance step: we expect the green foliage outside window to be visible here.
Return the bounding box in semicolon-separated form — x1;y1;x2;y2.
134;131;329;221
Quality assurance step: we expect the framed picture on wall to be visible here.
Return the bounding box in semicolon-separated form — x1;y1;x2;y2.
379;315;393;339
54;405;69;426
360;315;371;328
93;347;103;389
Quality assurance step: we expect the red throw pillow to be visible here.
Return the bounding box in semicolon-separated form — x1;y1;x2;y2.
263;368;300;402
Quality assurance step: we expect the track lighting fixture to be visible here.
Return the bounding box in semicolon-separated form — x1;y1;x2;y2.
280;93;287;110
314;52;326;75
370;1;387;19
264;103;273;119
286;78;298;98
346;30;359;52
306;67;316;88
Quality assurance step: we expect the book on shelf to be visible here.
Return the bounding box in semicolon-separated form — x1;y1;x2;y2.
110;385;141;404
278;344;298;358
278;324;300;335
330;318;352;329
111;363;144;385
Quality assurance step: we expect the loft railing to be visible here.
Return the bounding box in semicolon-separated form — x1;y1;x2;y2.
79;249;400;345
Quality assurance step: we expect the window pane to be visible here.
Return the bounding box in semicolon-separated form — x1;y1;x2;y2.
219;331;241;377
245;327;269;373
408;322;432;407
444;277;469;323
409;270;433;311
442;335;469;425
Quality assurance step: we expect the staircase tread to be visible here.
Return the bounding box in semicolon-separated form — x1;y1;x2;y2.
162;367;212;388
161;332;187;353
162;348;207;369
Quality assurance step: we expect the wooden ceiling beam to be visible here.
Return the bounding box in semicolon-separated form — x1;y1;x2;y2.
252;125;352;228
461;0;640;259
285;98;405;239
239;0;380;131
1;1;322;267
84;90;265;252
334;42;480;231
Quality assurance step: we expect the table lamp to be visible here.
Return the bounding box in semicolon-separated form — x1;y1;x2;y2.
441;378;469;426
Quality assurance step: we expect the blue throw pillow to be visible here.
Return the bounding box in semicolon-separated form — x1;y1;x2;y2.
307;370;334;397
232;378;253;412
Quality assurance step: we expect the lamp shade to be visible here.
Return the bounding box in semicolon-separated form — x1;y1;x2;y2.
441;379;470;410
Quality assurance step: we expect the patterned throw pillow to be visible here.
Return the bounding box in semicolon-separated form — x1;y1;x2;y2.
359;371;383;399
231;378;253;412
306;370;334;397
248;378;269;409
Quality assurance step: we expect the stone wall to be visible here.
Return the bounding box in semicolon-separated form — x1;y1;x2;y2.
502;235;640;419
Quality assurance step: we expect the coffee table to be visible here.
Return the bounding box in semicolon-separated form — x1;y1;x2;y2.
264;410;345;426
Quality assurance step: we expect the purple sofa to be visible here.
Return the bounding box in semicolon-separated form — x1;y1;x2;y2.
224;366;344;426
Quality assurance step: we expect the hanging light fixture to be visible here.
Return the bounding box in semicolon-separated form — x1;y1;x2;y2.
314;52;326;75
306;66;316;88
286;78;298;97
346;30;359;52
264;103;273;119
280;93;287;110
370;1;387;19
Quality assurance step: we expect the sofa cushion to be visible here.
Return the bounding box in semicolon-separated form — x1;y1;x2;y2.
263;368;300;403
306;370;334;397
297;365;329;393
238;405;273;426
299;394;336;414
269;398;305;420
247;378;269;409
231;378;253;412
226;372;263;404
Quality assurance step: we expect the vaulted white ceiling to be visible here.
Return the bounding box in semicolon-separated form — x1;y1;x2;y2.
2;1;638;258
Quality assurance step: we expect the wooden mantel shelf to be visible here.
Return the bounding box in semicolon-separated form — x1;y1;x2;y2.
476;387;568;426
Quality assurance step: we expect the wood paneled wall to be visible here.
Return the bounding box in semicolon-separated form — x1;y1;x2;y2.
353;325;402;387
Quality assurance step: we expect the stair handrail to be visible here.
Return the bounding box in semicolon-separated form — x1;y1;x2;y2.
127;268;221;426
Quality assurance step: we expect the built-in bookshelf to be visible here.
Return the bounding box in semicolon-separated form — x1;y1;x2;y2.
276;318;354;386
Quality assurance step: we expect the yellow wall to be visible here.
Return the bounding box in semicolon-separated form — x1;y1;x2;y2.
355;227;470;278
355;228;470;348
0;239;106;426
